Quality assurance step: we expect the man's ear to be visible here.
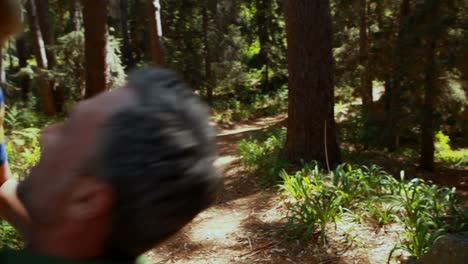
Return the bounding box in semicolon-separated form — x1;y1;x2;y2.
65;177;114;221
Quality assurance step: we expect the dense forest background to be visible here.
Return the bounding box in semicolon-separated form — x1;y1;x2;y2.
0;0;467;262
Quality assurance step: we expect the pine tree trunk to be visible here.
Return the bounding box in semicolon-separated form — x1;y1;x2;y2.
256;0;269;92
83;0;109;98
148;0;164;65
25;0;56;115
120;0;134;69
37;0;65;112
69;0;79;31
420;0;441;171
16;37;31;102
57;0;65;32
359;0;373;116
202;0;213;105
385;0;411;151
285;0;340;167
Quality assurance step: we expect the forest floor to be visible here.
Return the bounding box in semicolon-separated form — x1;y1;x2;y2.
146;114;428;264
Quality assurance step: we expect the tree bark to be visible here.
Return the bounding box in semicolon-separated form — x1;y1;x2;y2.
69;0;79;31
420;0;442;171
57;0;65;31
202;0;213;105
148;0;164;65
16;37;32;102
256;0;270;91
285;0;340;167
83;0;109;98
25;0;56;115
37;0;65;112
120;0;134;69
384;0;411;151
359;0;373;116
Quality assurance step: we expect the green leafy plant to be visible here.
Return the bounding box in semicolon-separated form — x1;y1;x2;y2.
365;201;398;227
434;131;468;168
238;127;287;183
0;221;23;249
6;127;41;179
280;166;343;245
388;175;467;261
4;105;43;129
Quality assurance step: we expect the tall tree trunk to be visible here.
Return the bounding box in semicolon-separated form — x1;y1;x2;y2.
384;0;411;151
83;0;109;98
37;0;65;112
120;0;134;69
16;37;32;102
285;0;340;167
420;0;442;171
148;0;164;65
69;0;79;32
359;0;373;116
25;0;56;115
57;0;65;32
202;0;213;105
420;41;437;171
256;0;269;91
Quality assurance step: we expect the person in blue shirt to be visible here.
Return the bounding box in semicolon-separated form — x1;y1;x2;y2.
0;0;21;188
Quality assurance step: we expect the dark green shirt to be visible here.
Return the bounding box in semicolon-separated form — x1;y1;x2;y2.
0;248;149;264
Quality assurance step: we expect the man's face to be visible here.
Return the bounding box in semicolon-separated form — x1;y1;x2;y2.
18;87;137;225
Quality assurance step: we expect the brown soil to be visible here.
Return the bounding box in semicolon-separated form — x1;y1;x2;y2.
146;115;413;264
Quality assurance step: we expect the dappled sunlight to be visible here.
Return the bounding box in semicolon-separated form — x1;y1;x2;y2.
214;155;238;168
217;114;287;137
188;206;249;244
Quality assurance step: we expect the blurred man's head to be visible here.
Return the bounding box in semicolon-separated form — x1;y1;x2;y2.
17;68;221;259
0;0;22;43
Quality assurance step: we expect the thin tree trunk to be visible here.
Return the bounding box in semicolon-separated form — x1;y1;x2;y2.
83;0;109;98
285;0;340;167
57;0;65;31
420;41;437;171
36;0;57;68
148;0;164;65
359;0;373;116
16;37;32;102
69;0;79;32
420;0;441;171
37;0;65;112
202;0;213;105
25;0;56;115
256;0;269;91
385;0;411;151
120;0;134;69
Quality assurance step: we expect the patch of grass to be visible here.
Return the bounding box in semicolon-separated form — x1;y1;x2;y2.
434;131;467;169
237;127;288;184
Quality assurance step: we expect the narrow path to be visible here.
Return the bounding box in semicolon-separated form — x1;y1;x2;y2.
147;114;302;263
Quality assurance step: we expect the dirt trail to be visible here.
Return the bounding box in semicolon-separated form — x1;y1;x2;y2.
147;114;299;263
147;114;405;264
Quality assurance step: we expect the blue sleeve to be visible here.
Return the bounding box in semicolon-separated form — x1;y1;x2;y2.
0;87;7;165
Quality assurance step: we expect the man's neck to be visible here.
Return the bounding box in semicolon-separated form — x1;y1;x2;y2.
29;223;108;260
